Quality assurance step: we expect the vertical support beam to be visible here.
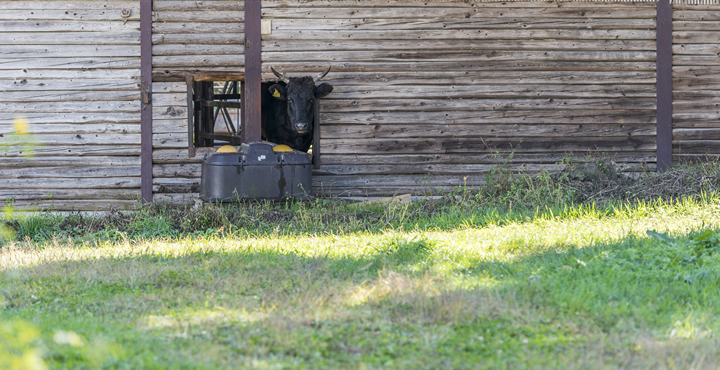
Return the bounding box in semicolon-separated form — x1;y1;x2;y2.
240;80;246;137
200;82;215;147
313;101;320;169
193;81;202;147
186;74;195;158
657;0;673;171
243;0;262;143
140;0;153;203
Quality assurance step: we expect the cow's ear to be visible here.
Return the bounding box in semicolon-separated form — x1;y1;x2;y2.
268;84;286;100
314;83;333;99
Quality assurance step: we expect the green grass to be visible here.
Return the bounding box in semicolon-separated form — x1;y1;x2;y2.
2;193;720;369
3;160;720;369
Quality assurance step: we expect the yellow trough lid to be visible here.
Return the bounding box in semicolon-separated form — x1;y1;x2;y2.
272;144;293;153
216;145;239;153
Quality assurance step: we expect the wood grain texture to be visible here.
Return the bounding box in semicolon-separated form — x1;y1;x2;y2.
264;39;656;52
0;189;140;201
0;0;142;210
672;7;720;156
319;152;657;165
263;7;656;20
262;1;656;8
258;0;659;197
7;200;139;211
320;123;656;139
151;0;245;79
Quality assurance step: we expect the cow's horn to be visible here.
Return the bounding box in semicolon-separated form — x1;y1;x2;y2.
271;67;289;83
313;67;332;83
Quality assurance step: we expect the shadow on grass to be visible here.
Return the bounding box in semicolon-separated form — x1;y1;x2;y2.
3;225;720;368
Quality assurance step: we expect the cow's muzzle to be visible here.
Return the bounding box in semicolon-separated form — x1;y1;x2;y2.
294;122;309;133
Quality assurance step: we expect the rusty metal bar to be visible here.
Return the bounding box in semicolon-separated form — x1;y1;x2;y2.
657;0;673;171
140;0;153;203
243;0;262;143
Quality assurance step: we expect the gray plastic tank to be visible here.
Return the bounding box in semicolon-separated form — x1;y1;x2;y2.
200;142;312;202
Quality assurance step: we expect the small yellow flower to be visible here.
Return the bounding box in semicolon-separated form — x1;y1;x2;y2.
13;116;29;135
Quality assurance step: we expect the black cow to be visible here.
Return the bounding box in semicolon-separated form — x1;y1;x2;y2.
261;67;333;152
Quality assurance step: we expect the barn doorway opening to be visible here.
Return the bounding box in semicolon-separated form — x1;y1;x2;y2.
191;80;244;148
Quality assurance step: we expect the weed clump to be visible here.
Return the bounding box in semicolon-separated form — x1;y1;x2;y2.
561;159;720;206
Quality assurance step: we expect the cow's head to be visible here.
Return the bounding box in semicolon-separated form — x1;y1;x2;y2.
268;67;333;134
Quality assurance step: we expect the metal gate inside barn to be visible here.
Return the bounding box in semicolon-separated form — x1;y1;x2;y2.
1;0;720;210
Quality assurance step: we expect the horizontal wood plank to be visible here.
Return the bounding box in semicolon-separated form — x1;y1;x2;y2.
6;199;139;211
0;145;140;157
3;32;140;45
320;123;656;139
0;101;140;114
0;20;140;33
674;128;720;140
263;7;656;20
263;29;656;41
320;98;656;112
0;166;139;179
2;156;140;168
313;71;657;86
268;17;656;31
324;84;656;99
264;1;656;8
264;39;656;52
0;178;141;189
0;189;140;201
319;110;657;125
321;136;656;154
319;152;657;165
153;148;216;164
0;123;140;135
153;11;243;22
153;1;244;11
0;79;140;92
0;10;140;21
263;61;657;73
0;113;139;125
0;58;140;70
153;164;201;178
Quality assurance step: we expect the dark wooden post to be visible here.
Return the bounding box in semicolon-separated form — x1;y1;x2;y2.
186;74;195;158
140;0;153;203
313;101;320;169
243;0;262;143
657;0;673;171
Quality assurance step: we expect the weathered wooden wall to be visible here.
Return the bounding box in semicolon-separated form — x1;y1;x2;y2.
262;0;658;196
152;0;245;78
672;3;720;161
151;1;245;202
0;0;142;210
11;0;720;208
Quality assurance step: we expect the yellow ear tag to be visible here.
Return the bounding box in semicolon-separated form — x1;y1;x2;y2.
272;89;281;98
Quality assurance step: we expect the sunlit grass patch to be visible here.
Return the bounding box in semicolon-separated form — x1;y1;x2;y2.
2;191;720;368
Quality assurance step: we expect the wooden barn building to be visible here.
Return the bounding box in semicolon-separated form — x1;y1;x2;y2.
1;0;719;210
